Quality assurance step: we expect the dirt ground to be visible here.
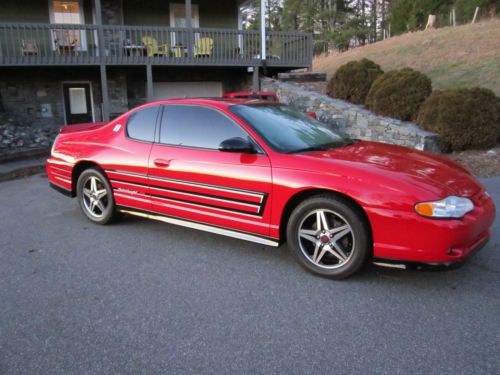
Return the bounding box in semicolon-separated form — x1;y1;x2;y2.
445;145;500;177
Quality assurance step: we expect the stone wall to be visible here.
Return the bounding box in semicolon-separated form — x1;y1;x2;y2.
0;68;103;128
262;78;440;152
276;72;328;95
107;70;128;119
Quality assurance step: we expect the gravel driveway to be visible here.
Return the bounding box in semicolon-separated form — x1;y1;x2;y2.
0;175;499;374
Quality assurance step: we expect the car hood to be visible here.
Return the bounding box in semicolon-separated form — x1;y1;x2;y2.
300;141;482;198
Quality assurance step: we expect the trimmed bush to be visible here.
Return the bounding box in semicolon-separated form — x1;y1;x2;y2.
365;68;432;121
417;88;500;152
326;59;384;105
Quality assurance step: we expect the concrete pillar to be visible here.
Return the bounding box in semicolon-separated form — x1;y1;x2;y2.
185;0;193;60
146;64;154;101
94;0;109;121
252;67;260;91
99;65;110;122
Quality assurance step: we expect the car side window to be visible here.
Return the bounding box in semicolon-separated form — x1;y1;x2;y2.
160;105;249;149
126;106;159;142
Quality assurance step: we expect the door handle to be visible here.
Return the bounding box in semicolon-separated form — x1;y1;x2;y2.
154;158;171;168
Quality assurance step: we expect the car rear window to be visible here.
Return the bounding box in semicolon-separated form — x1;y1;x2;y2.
126;106;159;142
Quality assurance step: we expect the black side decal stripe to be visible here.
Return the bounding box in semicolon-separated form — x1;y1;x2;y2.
148;193;262;217
106;169;269;217
106;169;264;200
110;178;261;208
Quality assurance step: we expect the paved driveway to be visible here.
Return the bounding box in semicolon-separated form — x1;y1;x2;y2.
0;175;499;374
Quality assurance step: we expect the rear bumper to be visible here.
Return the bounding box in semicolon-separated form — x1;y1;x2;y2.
46;158;74;194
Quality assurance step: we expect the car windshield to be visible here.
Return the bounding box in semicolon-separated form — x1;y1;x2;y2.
229;103;352;154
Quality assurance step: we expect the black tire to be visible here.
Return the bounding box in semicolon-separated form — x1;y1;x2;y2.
76;168;116;225
286;194;371;279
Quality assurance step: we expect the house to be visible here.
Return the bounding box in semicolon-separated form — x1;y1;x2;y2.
0;0;312;126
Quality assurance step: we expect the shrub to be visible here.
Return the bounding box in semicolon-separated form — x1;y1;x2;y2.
417;88;500;152
365;68;432;121
326;59;384;105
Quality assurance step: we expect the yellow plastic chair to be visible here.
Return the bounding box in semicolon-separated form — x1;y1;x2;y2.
194;37;214;57
141;36;169;57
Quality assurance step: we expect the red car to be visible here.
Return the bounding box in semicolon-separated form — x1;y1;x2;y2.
47;99;496;279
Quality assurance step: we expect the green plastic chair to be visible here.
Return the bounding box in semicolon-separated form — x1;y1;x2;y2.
141;36;169;57
194;37;214;57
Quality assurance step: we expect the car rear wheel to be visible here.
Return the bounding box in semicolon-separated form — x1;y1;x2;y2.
287;195;370;279
77;168;116;225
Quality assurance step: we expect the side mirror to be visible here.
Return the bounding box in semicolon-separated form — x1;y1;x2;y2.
306;111;317;119
218;137;256;154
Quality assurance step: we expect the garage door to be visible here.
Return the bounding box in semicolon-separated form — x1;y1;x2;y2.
152;82;223;100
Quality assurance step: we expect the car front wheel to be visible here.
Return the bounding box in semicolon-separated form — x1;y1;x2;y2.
287;195;371;279
76;168;116;225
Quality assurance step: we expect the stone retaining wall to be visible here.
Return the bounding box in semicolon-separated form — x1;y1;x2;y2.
261;78;440;152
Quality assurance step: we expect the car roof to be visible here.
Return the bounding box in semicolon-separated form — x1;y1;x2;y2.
223;91;277;97
140;97;272;108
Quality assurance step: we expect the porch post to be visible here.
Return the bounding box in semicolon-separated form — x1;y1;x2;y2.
94;0;110;121
185;0;193;60
260;0;266;61
146;64;154;101
252;67;260;91
100;65;110;121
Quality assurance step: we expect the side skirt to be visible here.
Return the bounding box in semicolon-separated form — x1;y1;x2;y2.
117;206;280;248
50;182;73;197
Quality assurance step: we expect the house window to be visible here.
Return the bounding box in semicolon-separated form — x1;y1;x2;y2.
169;3;200;28
68;87;87;114
49;0;87;51
169;3;200;46
51;1;83;23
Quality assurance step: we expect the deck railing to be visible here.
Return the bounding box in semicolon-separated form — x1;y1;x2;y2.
0;23;100;65
0;22;312;68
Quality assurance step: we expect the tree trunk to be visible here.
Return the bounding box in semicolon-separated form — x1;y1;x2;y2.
425;14;437;29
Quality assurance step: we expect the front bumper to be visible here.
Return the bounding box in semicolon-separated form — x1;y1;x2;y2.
367;190;496;264
373;230;490;270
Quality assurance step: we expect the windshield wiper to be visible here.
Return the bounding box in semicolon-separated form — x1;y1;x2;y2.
287;140;355;154
286;146;330;154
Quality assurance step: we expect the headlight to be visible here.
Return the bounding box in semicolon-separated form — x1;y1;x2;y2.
414;196;474;218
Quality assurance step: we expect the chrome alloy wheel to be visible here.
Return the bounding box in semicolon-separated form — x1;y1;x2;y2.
297;209;355;269
82;175;109;218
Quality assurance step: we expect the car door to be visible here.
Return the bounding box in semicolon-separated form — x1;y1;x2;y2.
104;105;159;212
148;104;273;237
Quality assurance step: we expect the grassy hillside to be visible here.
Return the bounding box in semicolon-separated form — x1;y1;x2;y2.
313;20;500;95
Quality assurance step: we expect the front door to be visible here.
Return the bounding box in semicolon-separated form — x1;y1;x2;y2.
63;83;93;124
148;104;273;237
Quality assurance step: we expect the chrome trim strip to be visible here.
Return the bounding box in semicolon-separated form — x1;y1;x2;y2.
106;169;265;200
119;209;279;247
106;169;148;182
372;262;407;270
50;165;71;174
51;170;71;180
114;192;152;204
54;175;71;184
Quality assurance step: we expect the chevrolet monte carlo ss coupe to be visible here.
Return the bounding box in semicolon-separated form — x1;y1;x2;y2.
47;98;496;279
